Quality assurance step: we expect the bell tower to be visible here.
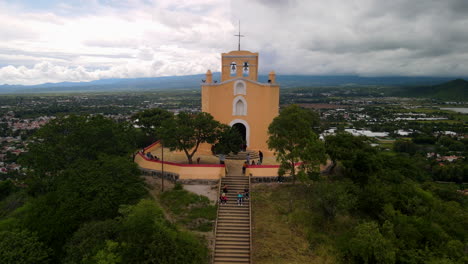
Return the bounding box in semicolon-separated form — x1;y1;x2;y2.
221;51;259;82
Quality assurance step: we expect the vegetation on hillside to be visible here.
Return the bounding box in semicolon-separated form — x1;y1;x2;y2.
160;184;217;232
0;115;210;263
254;132;467;264
391;79;468;101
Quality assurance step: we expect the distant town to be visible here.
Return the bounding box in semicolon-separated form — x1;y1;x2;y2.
1;84;466;183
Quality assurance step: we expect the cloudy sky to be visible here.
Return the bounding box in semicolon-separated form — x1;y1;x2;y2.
1;0;467;85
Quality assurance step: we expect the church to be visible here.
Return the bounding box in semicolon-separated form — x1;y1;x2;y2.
201;50;280;154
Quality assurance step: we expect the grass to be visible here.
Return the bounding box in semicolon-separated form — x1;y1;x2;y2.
160;186;217;232
252;184;339;264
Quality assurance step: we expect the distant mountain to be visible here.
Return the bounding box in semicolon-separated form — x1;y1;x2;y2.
392;79;468;101
0;73;463;94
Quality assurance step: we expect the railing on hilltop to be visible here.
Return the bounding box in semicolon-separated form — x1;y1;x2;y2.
249;173;252;264
211;174;223;264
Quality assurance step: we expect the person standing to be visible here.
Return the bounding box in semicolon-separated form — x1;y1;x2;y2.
246;153;250;164
259;150;263;164
237;191;244;206
244;186;249;200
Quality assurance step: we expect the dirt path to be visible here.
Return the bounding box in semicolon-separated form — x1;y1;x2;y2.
225;160;245;176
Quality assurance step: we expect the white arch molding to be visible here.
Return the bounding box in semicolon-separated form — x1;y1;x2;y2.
229;119;250;147
233;80;246;95
232;95;247;116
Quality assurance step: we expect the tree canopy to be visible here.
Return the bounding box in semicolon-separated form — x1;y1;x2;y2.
0;114;212;263
268;104;326;181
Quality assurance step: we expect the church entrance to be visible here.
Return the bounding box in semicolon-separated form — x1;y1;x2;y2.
232;123;247;148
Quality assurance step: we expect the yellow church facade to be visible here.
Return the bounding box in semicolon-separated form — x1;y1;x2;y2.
201;50;279;154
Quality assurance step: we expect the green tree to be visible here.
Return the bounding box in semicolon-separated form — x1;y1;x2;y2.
92;240;122;264
131;108;173;141
159;112;221;164
324;132;370;172
21;156;146;256
21;115;140;195
64;219;119;264
212;124;243;155
118;199;209;264
344;221;396;264
268;105;326;182
0;229;51;264
312;179;357;222
393;139;418;155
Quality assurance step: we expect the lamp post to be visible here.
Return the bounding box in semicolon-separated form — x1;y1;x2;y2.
161;140;164;192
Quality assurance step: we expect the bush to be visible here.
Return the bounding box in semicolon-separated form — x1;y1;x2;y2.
342;221;395;264
0;229;51;264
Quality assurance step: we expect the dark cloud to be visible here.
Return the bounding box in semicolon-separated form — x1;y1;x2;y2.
230;0;468;76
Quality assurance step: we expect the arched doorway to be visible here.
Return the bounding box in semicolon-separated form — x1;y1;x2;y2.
230;119;250;148
232;123;247;148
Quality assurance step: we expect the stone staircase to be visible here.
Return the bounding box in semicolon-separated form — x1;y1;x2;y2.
213;174;251;263
225;150;259;160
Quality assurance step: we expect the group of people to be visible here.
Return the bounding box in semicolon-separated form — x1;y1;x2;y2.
242;151;264;174
141;150;160;161
219;184;249;206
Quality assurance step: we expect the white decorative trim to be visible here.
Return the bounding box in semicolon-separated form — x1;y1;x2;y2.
233;80;246;95
229;119;250;147
202;77;279;87
232;95;247;116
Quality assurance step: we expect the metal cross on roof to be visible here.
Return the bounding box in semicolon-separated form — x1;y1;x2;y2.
234;20;244;51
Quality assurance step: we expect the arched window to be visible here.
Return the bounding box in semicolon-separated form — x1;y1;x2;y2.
235;100;244;116
234;81;246;95
232;96;247;116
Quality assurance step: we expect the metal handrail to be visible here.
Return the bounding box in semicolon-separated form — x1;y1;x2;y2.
249;173;252;264
211;173;223;264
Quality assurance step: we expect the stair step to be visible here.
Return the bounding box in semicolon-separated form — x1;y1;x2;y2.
216;233;249;238
218;219;249;224
216;237;249;242
218;216;250;221
217;227;250;232
219;209;249;213
217;231;250;236
218;221;249;226
214;253;250;258
220;204;249;207
218;214;249;218
215;244;250;249
216;249;250;254
214;258;250;263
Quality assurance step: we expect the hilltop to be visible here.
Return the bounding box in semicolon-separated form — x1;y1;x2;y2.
393;79;468;101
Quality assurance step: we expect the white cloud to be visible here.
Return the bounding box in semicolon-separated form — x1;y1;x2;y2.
0;0;467;85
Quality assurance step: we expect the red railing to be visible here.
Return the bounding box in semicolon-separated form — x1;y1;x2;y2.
139;141;225;168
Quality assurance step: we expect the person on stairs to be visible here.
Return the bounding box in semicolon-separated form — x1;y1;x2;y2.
242;162;248;174
237;191;244;206
244;186;249;200
222;184;228;194
220;192;227;205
